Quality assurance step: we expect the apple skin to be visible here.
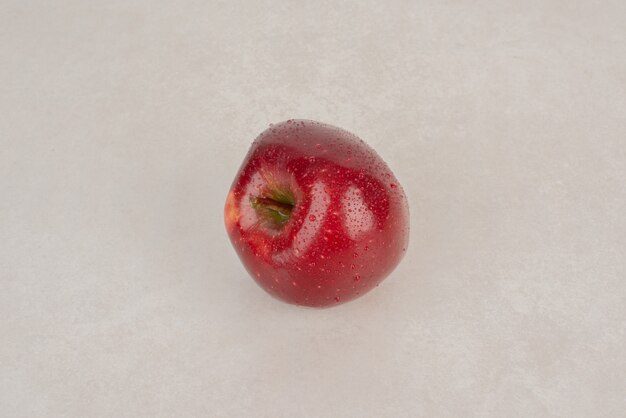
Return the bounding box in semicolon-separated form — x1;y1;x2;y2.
224;120;409;307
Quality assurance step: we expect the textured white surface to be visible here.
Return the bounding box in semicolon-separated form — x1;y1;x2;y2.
2;1;625;417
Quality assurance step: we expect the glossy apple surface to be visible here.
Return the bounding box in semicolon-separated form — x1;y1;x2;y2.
224;120;409;307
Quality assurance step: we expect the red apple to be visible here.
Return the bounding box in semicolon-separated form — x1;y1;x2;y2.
224;120;409;307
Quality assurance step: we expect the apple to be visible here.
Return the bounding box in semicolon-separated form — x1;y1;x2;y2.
224;120;409;307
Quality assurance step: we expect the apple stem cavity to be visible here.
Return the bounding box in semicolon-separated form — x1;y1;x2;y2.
250;193;295;228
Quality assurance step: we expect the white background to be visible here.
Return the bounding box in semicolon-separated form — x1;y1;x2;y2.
2;1;625;417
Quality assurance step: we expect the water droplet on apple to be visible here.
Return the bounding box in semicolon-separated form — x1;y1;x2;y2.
350;264;355;270
354;274;361;282
390;183;397;189
334;296;340;302
309;214;316;221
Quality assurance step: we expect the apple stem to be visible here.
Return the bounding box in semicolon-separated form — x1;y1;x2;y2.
250;196;294;226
